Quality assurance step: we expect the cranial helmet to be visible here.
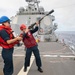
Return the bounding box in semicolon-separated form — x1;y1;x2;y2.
0;16;10;24
20;24;27;30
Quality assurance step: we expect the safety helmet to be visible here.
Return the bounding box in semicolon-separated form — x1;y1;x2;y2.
0;16;10;24
20;24;27;30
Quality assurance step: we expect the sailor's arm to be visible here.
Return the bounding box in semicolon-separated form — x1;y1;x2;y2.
0;29;22;44
30;22;39;33
7;36;22;44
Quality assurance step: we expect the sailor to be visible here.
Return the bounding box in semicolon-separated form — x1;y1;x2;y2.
0;16;22;75
20;23;43;73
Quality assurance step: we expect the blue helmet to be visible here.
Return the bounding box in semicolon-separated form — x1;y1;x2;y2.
0;16;10;24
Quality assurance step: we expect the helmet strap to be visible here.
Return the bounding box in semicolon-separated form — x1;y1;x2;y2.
2;23;5;26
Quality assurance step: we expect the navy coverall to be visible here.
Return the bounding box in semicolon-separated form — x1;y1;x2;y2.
23;26;42;69
0;29;14;75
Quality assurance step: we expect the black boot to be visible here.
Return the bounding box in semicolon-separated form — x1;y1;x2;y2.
24;67;27;72
38;67;43;73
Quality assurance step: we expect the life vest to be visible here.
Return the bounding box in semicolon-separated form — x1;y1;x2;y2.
0;25;18;49
22;31;37;48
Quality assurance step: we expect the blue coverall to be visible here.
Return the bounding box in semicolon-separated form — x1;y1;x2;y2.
0;29;14;75
23;26;42;69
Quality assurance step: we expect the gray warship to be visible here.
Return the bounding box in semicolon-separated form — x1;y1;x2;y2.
0;0;75;75
11;0;58;42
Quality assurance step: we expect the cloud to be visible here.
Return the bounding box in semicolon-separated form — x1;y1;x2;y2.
0;0;75;31
0;0;27;17
0;8;6;12
0;8;7;16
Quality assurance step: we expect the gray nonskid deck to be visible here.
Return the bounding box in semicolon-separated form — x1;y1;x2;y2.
0;42;75;75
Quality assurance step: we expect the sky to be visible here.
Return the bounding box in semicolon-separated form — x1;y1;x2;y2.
0;0;75;31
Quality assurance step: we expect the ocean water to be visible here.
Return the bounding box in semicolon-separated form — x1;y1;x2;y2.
55;31;75;49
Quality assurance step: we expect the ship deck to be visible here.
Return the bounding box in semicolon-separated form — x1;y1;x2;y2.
0;42;75;75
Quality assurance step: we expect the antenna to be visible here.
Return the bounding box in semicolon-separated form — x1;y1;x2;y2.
26;0;35;2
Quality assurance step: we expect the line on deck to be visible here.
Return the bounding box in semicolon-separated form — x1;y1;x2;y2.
43;55;75;58
17;56;34;75
0;54;75;58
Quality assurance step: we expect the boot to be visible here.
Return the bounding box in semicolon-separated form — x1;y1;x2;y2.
24;67;27;72
38;67;43;73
